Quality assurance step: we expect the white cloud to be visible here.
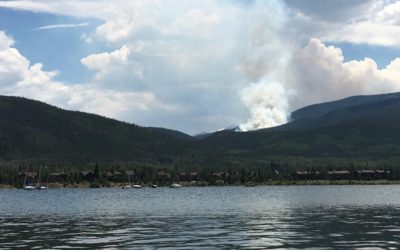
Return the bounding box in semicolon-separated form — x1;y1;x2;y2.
0;0;114;19
0;31;174;123
33;22;89;30
322;20;400;47
291;38;400;109
0;31;14;49
81;45;132;80
2;1;400;133
0;0;255;133
289;0;400;47
0;31;30;88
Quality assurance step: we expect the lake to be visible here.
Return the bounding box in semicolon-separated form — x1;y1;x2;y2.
1;185;400;249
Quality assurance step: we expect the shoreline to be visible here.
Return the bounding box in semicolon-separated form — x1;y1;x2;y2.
2;180;400;189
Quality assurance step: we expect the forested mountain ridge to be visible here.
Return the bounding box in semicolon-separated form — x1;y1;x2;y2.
201;93;400;158
3;92;400;169
290;92;400;121
0;95;201;165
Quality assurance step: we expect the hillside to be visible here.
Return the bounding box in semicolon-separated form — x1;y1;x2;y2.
3;93;400;169
201;93;400;158
290;92;400;121
0;95;200;165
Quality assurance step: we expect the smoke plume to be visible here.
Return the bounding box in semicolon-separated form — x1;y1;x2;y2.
238;1;293;131
239;79;289;131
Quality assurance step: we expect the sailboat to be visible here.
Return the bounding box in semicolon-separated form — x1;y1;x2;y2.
23;166;35;191
122;173;132;189
35;166;48;190
170;183;182;188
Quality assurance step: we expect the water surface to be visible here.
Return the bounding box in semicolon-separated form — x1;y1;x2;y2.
1;186;400;249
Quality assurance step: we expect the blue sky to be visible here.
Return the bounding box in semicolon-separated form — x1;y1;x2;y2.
1;0;400;134
0;8;104;83
330;42;400;69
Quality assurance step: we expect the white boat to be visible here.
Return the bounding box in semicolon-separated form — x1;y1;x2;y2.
122;175;132;189
35;166;47;190
23;166;35;191
23;185;35;191
170;183;182;188
132;184;142;189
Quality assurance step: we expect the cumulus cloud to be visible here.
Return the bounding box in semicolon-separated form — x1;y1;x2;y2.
0;31;174;122
81;45;133;80
292;0;400;47
291;38;400;109
241;36;400;129
0;31;30;88
1;1;400;133
0;0;257;133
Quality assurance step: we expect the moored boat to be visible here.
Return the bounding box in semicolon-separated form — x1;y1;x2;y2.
35;166;48;190
23;185;35;191
122;174;132;189
23;166;36;191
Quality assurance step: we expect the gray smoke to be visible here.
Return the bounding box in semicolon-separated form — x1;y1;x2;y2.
238;0;293;131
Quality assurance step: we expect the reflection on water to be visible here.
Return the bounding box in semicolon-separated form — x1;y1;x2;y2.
1;186;400;249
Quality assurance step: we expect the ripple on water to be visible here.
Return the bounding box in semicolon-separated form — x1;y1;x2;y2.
2;186;400;248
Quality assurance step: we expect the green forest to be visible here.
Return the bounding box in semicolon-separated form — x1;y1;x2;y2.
2;93;400;187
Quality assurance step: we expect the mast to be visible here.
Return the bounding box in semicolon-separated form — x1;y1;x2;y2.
23;165;28;187
37;165;42;189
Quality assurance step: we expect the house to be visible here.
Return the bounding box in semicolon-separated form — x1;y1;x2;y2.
18;172;37;178
179;172;188;181
327;170;352;180
104;171;124;182
157;171;171;185
293;170;321;180
105;171;113;180
189;172;198;181
112;171;123;182
356;170;376;180
49;172;69;183
374;170;391;179
158;171;171;178
356;170;391;180
179;172;199;182
212;172;230;179
80;170;96;181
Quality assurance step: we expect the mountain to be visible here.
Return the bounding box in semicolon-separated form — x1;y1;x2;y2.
201;92;400;158
0;95;200;165
3;92;400;169
272;92;400;131
290;92;400;121
194;125;241;140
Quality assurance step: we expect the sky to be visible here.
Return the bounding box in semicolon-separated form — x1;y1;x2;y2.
1;0;400;134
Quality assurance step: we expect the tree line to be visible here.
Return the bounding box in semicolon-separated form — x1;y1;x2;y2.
1;158;400;187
